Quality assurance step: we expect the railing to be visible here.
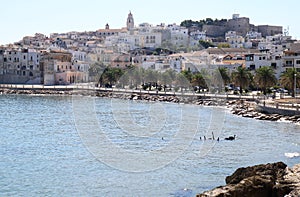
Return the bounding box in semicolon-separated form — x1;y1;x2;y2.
259;100;300;112
282;63;294;67
0;83;263;100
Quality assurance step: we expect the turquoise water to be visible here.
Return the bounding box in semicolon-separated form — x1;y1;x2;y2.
0;94;300;196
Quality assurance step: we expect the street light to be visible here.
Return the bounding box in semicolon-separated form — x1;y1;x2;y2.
294;73;297;98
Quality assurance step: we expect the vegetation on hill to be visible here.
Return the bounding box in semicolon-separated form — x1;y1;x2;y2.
180;18;228;29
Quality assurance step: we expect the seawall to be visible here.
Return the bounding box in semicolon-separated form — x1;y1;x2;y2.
256;105;300;116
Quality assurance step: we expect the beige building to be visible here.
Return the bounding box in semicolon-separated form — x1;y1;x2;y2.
40;50;89;85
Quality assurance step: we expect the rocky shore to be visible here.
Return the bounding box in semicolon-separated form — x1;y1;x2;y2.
0;87;227;105
228;100;300;124
1;87;300;124
197;162;300;197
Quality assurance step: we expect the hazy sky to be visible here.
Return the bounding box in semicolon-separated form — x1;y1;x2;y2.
1;0;299;44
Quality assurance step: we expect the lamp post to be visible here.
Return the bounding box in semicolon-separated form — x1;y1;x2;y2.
294;73;297;98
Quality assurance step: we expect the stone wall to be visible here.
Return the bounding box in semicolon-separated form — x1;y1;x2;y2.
0;74;41;84
227;17;251;36
257;25;283;37
202;25;227;37
199;17;282;38
256;105;300;116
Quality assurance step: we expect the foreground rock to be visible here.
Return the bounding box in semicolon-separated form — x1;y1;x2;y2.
197;162;300;197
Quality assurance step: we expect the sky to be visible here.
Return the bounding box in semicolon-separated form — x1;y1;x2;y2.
1;0;300;44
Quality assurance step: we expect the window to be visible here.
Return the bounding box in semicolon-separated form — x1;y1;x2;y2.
271;63;277;69
286;60;293;66
24;55;26;59
296;60;300;64
249;64;255;70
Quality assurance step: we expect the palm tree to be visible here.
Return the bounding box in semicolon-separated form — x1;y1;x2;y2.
144;69;158;90
213;67;230;92
254;66;277;95
231;67;252;94
191;72;206;92
160;69;175;91
280;68;300;97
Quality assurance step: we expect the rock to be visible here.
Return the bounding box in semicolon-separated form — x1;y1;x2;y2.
197;162;300;197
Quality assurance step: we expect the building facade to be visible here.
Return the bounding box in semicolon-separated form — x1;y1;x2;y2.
0;48;41;84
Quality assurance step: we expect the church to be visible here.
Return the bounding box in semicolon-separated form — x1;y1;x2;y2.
96;11;134;37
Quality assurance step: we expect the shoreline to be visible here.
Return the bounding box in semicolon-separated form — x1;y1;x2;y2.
1;87;300;125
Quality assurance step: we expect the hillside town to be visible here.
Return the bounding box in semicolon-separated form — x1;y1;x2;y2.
0;12;299;96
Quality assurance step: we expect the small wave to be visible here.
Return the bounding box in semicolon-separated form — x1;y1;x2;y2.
285;152;300;158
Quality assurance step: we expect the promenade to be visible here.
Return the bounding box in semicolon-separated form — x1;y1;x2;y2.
0;83;259;100
1;83;299;115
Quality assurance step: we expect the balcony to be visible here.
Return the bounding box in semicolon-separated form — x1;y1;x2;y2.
282;63;294;67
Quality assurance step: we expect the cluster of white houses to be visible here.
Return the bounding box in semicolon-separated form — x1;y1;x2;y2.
0;12;300;85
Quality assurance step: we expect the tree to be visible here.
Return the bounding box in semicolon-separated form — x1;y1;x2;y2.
144;69;158;90
231;67;252;94
254;66;277;95
89;62;106;85
191;72;206;92
181;70;193;83
199;40;215;49
100;67;124;87
280;68;300;97
176;73;190;91
160;69;176;91
218;67;230;85
213;67;230;92
217;43;230;48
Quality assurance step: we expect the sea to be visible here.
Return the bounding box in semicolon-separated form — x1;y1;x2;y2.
0;94;299;197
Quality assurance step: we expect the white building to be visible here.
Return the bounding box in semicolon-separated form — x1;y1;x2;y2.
167;24;189;48
245;49;283;78
190;30;206;41
0;48;42;84
246;31;262;40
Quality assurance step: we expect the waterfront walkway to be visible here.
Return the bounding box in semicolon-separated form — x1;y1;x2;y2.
1;83;299;114
0;83;259;100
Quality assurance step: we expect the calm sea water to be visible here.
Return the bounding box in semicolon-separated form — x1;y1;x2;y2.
0;94;300;197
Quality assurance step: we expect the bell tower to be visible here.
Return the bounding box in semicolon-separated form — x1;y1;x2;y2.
126;11;134;30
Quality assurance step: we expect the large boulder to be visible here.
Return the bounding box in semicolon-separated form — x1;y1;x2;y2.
197;162;300;197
